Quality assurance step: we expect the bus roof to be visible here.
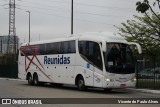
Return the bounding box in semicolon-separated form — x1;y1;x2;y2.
77;32;127;43
20;32;127;46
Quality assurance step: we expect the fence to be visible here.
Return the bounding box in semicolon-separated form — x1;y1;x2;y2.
0;64;18;78
136;60;160;89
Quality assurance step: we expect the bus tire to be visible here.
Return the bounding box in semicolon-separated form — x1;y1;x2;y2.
28;74;33;85
77;76;86;91
33;74;39;86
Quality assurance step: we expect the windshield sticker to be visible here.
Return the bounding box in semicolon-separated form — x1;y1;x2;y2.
108;61;113;66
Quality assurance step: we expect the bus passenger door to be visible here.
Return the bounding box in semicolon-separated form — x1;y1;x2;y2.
93;67;103;87
84;63;94;86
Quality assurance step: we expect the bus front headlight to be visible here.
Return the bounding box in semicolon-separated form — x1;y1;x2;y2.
104;78;114;82
131;77;137;82
105;78;111;82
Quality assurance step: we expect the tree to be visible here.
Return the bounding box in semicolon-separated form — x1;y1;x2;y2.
0;54;17;64
117;0;160;62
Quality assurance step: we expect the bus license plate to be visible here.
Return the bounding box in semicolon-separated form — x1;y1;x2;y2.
120;84;126;88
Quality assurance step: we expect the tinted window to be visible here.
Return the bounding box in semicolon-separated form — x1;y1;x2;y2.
60;41;76;54
38;44;46;55
21;45;44;56
46;42;60;54
69;41;76;53
27;45;37;56
26;47;32;56
78;41;103;70
79;41;86;56
64;42;70;53
20;40;76;56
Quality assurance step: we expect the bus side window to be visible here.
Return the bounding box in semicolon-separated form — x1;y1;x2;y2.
26;46;32;56
62;41;76;54
39;44;45;55
69;41;76;53
60;42;64;54
78;41;86;55
46;42;60;54
64;41;69;53
88;41;102;70
78;41;103;70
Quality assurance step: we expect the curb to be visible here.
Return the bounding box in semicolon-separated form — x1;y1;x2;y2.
0;78;26;81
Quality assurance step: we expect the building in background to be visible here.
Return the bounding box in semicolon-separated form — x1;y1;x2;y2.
0;35;19;54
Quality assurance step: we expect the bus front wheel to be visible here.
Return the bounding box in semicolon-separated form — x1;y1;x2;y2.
77;77;86;91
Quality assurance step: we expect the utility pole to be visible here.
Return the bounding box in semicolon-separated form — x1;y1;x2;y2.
71;0;73;34
7;0;16;54
0;39;2;54
26;11;31;43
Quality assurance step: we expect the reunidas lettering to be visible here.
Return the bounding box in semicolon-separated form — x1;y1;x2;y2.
44;55;70;64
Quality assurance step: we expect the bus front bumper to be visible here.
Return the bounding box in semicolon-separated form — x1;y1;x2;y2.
103;79;136;88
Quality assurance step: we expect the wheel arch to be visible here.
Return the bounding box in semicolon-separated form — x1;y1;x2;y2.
33;72;38;78
75;74;85;86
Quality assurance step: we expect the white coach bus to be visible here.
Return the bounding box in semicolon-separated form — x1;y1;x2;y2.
18;32;142;91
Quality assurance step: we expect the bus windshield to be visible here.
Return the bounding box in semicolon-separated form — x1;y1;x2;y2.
105;43;135;74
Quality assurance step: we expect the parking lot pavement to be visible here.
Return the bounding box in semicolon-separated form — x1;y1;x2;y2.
1;77;160;95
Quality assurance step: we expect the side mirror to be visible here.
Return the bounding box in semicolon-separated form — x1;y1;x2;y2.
102;41;106;52
128;42;142;54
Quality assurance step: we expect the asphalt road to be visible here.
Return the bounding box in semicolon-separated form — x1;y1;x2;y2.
0;79;159;107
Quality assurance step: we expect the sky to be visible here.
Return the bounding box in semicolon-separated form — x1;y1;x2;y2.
0;0;151;43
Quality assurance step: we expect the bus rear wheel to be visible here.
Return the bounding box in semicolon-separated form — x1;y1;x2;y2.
77;77;86;91
33;74;39;86
28;74;33;85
